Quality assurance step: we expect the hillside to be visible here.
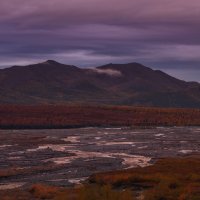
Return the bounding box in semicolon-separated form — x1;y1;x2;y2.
0;60;200;107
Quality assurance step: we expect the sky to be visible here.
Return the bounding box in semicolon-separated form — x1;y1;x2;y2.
0;0;200;82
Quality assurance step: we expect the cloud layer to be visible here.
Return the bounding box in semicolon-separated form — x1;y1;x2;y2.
1;0;200;81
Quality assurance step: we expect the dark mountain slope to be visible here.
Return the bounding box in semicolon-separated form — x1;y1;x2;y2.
0;60;200;107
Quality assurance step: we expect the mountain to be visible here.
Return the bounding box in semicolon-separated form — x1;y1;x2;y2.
0;60;200;107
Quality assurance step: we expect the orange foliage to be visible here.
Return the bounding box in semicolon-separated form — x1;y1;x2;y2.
0;105;200;128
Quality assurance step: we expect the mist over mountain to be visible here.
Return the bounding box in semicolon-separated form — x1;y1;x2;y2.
0;60;200;107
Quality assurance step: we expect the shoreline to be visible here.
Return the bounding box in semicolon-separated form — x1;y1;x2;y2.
0;155;199;200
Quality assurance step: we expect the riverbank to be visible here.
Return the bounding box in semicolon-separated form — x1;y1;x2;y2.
0;156;199;200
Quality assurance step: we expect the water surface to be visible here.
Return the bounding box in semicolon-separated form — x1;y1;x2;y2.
0;127;199;189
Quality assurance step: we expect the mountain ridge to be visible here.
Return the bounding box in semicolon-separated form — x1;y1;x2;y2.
0;60;200;107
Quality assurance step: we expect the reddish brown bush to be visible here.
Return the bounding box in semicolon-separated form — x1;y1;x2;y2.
0;105;200;128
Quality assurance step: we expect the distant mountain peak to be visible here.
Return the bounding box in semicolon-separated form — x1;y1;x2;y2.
104;62;144;66
97;62;152;75
99;62;148;69
1;61;200;107
41;60;61;65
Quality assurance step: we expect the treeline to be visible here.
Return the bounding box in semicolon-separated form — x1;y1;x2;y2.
0;104;200;129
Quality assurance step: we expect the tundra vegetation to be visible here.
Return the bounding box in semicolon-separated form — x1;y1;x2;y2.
1;105;200;128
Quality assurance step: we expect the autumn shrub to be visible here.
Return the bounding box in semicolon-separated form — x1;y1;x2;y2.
90;157;200;200
78;185;133;200
1;105;200;128
29;184;60;199
178;183;200;200
144;179;182;200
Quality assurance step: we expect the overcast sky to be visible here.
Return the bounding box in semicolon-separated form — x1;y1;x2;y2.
1;0;200;81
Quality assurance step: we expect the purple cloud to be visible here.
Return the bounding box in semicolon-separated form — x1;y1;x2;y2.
0;0;200;81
